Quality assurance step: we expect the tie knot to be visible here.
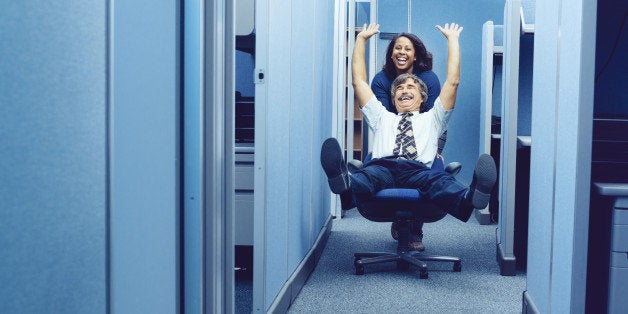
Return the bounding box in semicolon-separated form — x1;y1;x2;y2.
401;112;413;119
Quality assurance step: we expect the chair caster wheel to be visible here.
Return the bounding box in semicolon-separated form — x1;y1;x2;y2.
419;269;428;279
397;261;409;270
453;261;462;272
355;264;365;275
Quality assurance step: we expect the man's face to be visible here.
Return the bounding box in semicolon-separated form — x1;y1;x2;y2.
393;78;423;113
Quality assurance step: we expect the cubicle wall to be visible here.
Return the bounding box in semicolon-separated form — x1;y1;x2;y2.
1;1;181;313
253;0;336;311
492;0;535;275
525;0;597;311
0;2;108;312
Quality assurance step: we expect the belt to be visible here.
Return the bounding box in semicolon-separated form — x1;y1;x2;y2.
383;155;407;160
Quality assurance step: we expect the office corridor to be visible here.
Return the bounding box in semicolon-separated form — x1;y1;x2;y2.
288;210;525;313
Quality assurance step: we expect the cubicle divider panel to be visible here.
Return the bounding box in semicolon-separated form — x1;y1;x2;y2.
477;21;500;225
253;0;336;311
496;0;522;276
0;2;108;312
526;0;596;311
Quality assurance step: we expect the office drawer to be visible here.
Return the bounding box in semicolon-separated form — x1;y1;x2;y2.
235;163;254;190
608;265;628;314
612;208;628;253
235;193;254;246
613;206;628;223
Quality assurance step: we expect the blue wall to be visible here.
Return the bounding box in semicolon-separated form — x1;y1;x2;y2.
410;0;504;181
378;0;407;33
0;2;107;312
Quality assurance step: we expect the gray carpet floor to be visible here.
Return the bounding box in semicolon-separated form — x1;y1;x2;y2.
236;278;253;313
287;209;526;313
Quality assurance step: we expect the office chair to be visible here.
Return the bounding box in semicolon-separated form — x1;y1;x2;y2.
349;155;462;279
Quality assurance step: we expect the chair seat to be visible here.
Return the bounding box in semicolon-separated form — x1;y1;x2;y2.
372;188;421;201
358;188;445;223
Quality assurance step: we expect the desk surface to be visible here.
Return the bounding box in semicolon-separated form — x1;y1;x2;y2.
489;134;532;148
594;183;628;197
517;136;531;147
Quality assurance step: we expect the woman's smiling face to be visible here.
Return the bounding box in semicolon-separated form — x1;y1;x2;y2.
391;36;416;74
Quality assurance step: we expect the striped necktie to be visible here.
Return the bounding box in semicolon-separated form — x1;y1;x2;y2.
392;113;418;160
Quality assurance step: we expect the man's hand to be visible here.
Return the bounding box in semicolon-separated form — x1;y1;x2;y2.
352;23;379;108
435;23;463;40
434;22;462;110
357;23;380;41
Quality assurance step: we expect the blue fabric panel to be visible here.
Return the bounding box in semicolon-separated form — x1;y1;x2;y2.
265;0;292;305
0;2;107;313
548;0;595;310
312;0;335;230
527;3;559;309
288;0;315;273
528;0;597;311
378;0;408;33
262;1;335;309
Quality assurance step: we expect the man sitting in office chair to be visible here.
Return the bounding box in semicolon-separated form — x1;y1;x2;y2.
321;22;496;223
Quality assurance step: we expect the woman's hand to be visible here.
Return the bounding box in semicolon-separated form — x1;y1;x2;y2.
357;23;380;41
436;23;463;40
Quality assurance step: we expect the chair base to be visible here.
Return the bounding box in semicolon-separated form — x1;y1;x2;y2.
354;251;461;279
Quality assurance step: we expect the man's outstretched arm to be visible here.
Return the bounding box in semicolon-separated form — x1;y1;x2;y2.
352;23;379;108
435;23;463;110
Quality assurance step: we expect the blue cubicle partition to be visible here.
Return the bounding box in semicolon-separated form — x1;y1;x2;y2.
524;0;596;311
252;1;336;312
0;3;108;312
1;1;181;313
478;21;503;225
495;0;535;276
